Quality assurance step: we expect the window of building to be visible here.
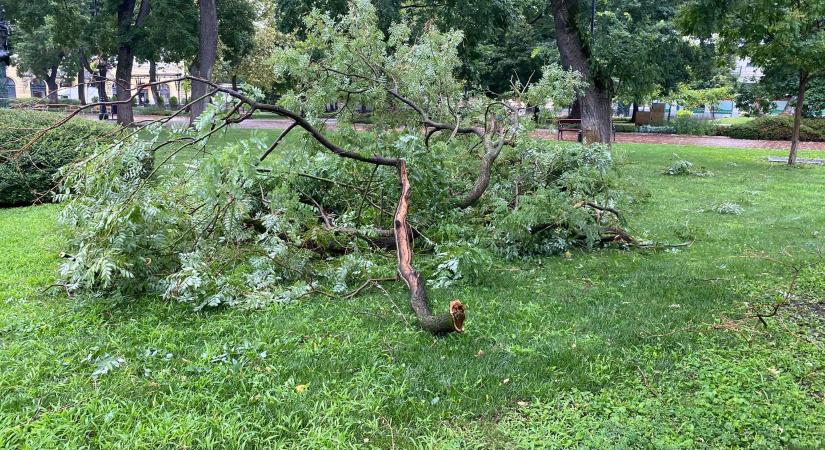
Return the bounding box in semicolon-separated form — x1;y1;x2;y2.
4;77;14;99
30;79;47;98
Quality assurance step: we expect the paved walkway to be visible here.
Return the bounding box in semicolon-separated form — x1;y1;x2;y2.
86;115;825;151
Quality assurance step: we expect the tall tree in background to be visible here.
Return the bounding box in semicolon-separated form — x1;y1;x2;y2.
139;0;199;106
4;0;86;103
190;0;218;123
113;0;150;126
738;65;825;117
13;24;66;103
216;0;256;90
679;0;825;164
550;0;613;143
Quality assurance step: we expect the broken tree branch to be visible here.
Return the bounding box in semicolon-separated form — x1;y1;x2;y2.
394;160;465;334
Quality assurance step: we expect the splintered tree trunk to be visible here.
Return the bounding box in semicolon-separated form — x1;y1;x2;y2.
149;60;161;106
394;161;465;334
789;69;810;165
552;0;613;144
190;0;218;124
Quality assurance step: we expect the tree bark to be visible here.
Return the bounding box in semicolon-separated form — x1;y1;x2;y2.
149;60;161;106
190;0;218;125
569;98;581;119
630;102;639;123
45;65;59;103
115;51;135;125
788;69;809;165
97;60;109;117
552;0;613;144
394;160;465;334
77;64;86;105
115;0;150;126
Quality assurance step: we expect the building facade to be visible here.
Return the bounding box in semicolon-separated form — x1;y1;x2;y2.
4;61;186;105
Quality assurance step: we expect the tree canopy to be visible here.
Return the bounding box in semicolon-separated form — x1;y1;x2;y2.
679;0;825;163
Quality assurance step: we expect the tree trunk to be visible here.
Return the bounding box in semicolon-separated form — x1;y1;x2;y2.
630;102;639;123
97;61;109;115
149;60;161;106
45;65;59;103
568;98;581;119
552;0;613;144
394;160;465;334
231;74;238;91
114;0;150;126
190;0;218;125
90;58;110;118
115;49;135;125
77;65;86;105
788;69;809;165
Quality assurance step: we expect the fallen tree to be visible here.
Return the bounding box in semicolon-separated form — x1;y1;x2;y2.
19;2;628;335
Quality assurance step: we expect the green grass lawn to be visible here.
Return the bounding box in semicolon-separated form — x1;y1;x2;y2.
2;143;824;448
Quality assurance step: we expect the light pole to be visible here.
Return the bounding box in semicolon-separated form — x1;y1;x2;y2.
0;8;12;108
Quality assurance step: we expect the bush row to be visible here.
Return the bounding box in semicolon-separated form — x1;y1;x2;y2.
614;116;825;141
718;116;825;141
0;109;118;207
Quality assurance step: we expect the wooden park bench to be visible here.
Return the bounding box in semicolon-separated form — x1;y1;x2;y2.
556;118;617;142
557;118;583;141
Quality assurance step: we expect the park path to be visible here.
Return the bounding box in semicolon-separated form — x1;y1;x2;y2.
90;114;825;151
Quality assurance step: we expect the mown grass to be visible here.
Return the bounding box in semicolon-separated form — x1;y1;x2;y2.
1;142;824;448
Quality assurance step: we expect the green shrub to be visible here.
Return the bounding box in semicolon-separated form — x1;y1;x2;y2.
9;98;81;109
169;96;179;108
638;125;675;134
134;106;174;116
719;116;825;141
613;122;636;133
0;109;118;207
670;116;717;136
675;109;693;119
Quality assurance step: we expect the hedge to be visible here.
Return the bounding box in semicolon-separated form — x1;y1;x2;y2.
718;116;825;142
0;109;117;206
613;123;636;133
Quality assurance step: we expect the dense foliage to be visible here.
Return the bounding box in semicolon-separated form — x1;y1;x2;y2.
0;110;116;207
56;115;618;308
51;2;622;308
736;67;825;117
719;116;825;142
